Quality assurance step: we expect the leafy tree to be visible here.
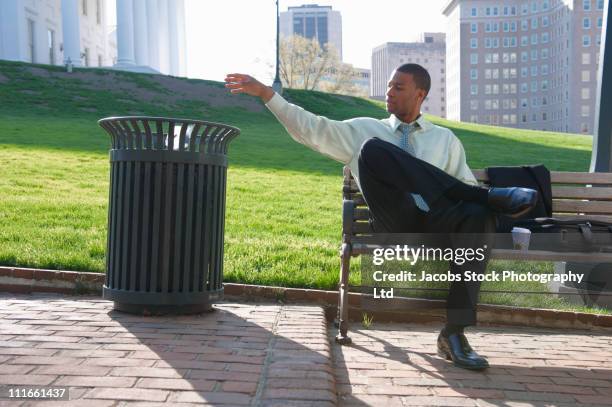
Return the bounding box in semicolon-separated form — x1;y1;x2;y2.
278;34;360;96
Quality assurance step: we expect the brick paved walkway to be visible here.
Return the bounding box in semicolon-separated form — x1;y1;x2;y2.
0;293;335;406
2;292;612;406
332;322;612;407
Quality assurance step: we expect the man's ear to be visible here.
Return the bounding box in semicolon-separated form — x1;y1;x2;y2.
417;89;427;104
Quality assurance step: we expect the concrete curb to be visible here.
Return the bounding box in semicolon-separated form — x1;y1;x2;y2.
0;266;105;295
1;265;611;331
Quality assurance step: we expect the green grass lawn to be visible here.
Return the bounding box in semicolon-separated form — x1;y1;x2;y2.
0;60;607;315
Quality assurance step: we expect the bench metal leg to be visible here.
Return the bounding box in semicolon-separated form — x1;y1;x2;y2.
335;243;352;345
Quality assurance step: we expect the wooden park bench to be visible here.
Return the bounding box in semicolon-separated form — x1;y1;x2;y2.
336;165;612;344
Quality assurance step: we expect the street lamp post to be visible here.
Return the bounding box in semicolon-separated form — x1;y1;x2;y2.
272;0;283;94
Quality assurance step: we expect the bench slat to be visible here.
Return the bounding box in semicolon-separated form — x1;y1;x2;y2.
354;208;370;220
350;214;612;236
348;175;612;197
350;191;612;208
350;188;612;204
351;174;612;190
354;207;612;222
553;200;612;214
554;214;612;223
352;214;612;225
551;186;612;200
352;222;372;234
350;243;612;262
472;170;612;185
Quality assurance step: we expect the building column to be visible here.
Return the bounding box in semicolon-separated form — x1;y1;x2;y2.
61;0;82;66
116;0;135;66
146;0;159;71
133;0;148;66
168;0;179;76
157;0;170;74
176;0;187;76
0;1;21;61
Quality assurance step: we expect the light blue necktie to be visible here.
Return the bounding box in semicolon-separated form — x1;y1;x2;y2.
398;122;430;213
398;122;418;156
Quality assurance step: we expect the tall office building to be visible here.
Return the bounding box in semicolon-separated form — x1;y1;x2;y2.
280;4;343;60
0;0;113;67
371;33;447;118
443;0;604;134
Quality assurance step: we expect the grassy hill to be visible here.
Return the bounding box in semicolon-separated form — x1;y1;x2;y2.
0;60;602;313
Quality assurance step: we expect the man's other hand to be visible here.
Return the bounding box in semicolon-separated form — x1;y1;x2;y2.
224;73;275;103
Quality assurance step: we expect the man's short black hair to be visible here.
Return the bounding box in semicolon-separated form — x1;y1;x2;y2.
396;63;431;96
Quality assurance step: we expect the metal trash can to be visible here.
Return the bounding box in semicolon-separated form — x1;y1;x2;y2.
98;116;240;315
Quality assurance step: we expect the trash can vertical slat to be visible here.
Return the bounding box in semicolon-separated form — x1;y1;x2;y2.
120;120;134;150
178;122;188;152
121;161;134;290
161;161;173;293
140;161;152;291
131;119;143;150
189;124;201;153
184;162;196;291
130;160;142;291
143;120;153;150
150;160;162;292
204;126;220;291
173;162;185;292
167;122;175;152
155;121;164;150
114;161;124;290
218;168;227;290
203;163;213;291
211;129;226;291
210;164;221;291
107;159;117;288
218;168;228;290
192;163;205;292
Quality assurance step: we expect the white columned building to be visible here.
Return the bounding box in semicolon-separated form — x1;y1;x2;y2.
0;0;186;76
0;0;112;67
113;0;185;75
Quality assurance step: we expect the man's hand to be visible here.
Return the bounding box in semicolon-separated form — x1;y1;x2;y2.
224;73;275;103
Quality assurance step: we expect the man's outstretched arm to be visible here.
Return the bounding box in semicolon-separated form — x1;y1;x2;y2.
224;73;367;164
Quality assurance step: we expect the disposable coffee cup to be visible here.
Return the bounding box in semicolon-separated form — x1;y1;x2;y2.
511;227;531;250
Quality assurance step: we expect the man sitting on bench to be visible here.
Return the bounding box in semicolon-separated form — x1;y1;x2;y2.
225;64;537;371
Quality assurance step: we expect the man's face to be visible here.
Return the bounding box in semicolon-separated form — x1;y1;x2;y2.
385;70;427;118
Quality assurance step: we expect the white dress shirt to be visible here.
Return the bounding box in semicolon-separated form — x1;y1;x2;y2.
264;92;478;190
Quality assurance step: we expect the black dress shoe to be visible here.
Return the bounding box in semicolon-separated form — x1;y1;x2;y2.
487;187;538;218
437;331;489;370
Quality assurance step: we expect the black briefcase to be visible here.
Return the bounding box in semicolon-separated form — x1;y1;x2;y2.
511;217;612;252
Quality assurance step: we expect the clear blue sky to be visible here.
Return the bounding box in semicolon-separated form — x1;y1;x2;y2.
107;0;448;83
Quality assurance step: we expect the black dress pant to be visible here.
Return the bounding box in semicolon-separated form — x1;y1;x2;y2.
357;137;496;326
